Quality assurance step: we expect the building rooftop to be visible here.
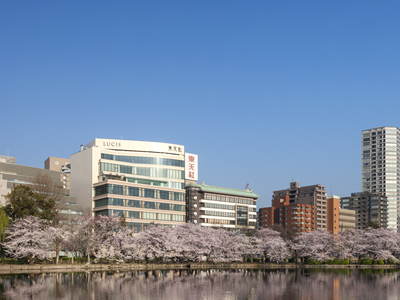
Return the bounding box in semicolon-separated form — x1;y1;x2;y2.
187;183;259;198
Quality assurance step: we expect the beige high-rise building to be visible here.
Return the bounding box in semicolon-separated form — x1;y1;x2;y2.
362;127;400;231
273;182;327;231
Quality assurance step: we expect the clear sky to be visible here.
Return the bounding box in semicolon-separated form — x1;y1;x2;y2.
1;1;400;208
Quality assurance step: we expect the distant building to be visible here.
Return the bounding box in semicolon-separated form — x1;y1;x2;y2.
338;208;356;232
258;196;316;234
327;196;355;233
341;192;388;229
0;155;83;216
185;183;258;232
273;182;327;231
44;157;71;190
361;127;400;231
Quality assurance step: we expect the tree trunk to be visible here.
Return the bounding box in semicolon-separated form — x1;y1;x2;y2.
71;251;74;264
87;251;91;264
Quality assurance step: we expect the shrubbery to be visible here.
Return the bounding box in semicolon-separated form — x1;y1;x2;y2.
374;259;384;265
307;259;323;265
361;259;372;265
326;258;349;265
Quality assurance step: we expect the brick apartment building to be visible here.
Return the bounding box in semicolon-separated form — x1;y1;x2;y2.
259;195;316;234
272;182;327;231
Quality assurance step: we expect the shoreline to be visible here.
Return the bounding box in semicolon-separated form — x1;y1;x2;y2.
0;262;399;274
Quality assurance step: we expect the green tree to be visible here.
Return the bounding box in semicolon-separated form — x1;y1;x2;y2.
365;222;381;229
4;185;56;221
0;207;10;243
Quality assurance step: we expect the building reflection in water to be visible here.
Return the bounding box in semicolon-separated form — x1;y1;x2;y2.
0;268;399;300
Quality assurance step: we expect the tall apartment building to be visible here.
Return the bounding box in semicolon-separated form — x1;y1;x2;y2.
258;196;316;234
273;182;327;231
341;192;388;229
362;127;400;231
71;139;196;232
185;183;258;231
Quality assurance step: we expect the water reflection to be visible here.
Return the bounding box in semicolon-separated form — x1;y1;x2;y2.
0;268;400;300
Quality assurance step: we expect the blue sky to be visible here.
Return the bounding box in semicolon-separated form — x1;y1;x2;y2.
1;1;400;208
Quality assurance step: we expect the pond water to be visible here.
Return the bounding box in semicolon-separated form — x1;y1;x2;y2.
0;268;399;300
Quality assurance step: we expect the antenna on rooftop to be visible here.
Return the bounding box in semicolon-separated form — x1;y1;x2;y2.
291;177;294;182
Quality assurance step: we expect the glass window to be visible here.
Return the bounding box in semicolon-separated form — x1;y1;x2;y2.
159;203;171;210
127;186;140;197
143;201;156;209
173;204;184;212
236;206;248;226
172;214;184;222
128;211;141;219
143;189;156;198
127;200;141;207
158;213;171;221
173;192;184;201
143;212;157;220
159;190;171;200
127;222;142;233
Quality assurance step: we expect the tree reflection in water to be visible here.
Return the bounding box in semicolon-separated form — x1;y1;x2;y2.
1;269;400;300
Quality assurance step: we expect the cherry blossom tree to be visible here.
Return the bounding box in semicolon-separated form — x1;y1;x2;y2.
357;228;400;261
75;215;96;264
257;228;290;263
94;221;136;262
338;229;366;259
134;224;174;261
292;230;338;262
46;226;67;264
2;216;50;264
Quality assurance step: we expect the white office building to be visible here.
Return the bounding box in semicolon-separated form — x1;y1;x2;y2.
71;138;196;232
362;127;400;231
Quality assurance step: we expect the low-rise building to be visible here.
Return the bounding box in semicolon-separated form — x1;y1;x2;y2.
185;183;258;232
338;208;356;231
0;155;83;217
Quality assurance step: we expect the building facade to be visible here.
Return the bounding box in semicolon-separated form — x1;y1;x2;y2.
185;183;258;231
338;208;356;232
341;192;388;229
71;139;190;232
326;196;340;234
45;157;71;190
258;196;316;234
326;196;356;233
362;127;400;231
273;182;327;231
0;155;83;216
